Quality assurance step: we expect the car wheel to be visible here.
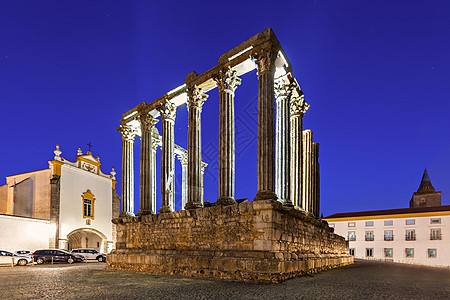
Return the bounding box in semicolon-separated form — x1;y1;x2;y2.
97;256;103;262
36;257;44;265
17;259;28;266
67;257;74;264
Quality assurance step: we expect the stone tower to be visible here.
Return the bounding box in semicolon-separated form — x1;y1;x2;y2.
409;169;441;208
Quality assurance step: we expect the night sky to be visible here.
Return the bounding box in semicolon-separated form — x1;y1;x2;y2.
1;1;449;217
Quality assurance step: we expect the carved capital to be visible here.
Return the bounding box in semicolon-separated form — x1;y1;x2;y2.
252;48;277;74
274;81;296;100
117;124;137;142
157;100;176;123
138;112;157;132
186;85;208;110
290;94;310;117
177;152;188;166
213;67;241;93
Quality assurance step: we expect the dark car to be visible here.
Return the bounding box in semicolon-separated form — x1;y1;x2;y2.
32;249;84;264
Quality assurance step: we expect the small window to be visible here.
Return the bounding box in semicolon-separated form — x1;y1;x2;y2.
366;248;373;257
365;221;374;227
348;222;356;227
406;248;414;258
84;199;92;217
349;248;355;256
365;231;374;241
384;220;393;226
384;248;393;258
430;229;441;240
430;218;441;224
348;231;356;241
406;220;415;225
428;249;437;258
384;230;393;241
406;230;415;241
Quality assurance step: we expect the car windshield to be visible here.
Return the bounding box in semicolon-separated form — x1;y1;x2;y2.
59;250;72;255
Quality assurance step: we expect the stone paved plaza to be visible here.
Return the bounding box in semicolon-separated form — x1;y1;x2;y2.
0;260;449;299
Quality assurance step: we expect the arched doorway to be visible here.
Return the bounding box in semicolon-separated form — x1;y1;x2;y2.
67;228;107;253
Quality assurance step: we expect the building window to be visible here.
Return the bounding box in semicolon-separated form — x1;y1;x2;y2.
430;229;442;240
405;248;414;258
428;249;437;258
365;231;374;241
366;248;373;257
348;222;356;227
384;220;393;226
384;230;393;241
406;230;416;241
365;221;374;227
406;219;415;225
349;248;355;256
348;231;356;241
384;248;393;258
81;190;95;220
430;218;441;224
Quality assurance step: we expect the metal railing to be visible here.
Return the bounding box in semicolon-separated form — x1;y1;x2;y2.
365;236;374;241
384;235;394;241
430;234;442;240
347;236;356;241
405;234;416;241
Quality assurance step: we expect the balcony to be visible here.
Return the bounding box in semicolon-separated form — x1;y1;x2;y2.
347;237;356;241
384;235;394;241
405;234;416;241
430;234;442;240
365;236;374;241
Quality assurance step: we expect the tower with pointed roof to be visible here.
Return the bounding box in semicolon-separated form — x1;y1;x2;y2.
409;169;442;208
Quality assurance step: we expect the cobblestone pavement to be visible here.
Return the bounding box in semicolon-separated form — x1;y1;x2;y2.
0;260;449;299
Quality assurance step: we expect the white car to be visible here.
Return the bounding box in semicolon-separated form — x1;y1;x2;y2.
0;250;32;266
15;250;32;258
71;249;106;262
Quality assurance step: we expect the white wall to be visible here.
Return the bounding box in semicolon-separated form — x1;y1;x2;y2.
58;164;113;251
328;214;450;267
0;214;52;252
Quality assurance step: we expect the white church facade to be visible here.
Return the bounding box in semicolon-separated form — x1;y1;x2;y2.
0;145;119;253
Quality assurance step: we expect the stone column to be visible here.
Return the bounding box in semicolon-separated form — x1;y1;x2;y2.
137;113;157;216
201;161;207;205
290;94;309;209
302;129;313;213
177;152;188;209
213;67;241;206
157;100;176;213
185;85;208;210
312;142;320;217
275;81;294;207
117;124;137;217
151;130;160;213
253;48;278;201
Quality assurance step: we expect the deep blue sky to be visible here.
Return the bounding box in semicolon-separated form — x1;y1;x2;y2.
1;1;449;217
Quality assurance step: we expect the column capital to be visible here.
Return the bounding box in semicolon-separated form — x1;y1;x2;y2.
117;124;137;142
157;100;177;123
290;94;310;117
177;152;188;166
274;81;296;100
187;85;208;109
138;112;158;132
252;48;277;74
213;67;241;94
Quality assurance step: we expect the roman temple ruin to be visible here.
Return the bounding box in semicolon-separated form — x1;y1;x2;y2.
107;28;352;282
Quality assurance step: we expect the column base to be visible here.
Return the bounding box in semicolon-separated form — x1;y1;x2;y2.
158;205;173;214
253;190;278;201
136;209;154;216
119;211;135;218
282;200;294;210
217;196;237;206
184;202;203;210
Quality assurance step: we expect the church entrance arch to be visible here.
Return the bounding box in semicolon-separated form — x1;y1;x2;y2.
67;228;107;253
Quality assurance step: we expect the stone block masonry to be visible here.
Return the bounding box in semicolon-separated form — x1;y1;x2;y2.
107;200;352;283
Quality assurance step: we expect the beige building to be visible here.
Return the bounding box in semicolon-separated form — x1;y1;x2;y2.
325;170;450;267
0;145;119;253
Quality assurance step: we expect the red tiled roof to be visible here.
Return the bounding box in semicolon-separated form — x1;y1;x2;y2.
325;205;450;219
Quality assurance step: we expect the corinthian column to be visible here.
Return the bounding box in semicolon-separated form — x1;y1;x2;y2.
213;67;241;206
302;129;313;213
201;161;207;205
117;124;137;217
253;48;278;201
275;80;295;207
290;93;309;209
151;129;160;213
157;100;176;213
312;142;320;217
185;85;208;210
137;112;157;216
177;152;188;209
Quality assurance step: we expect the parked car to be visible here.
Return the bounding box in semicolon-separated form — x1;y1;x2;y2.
0;250;32;266
15;250;32;258
32;249;84;264
71;249;106;262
